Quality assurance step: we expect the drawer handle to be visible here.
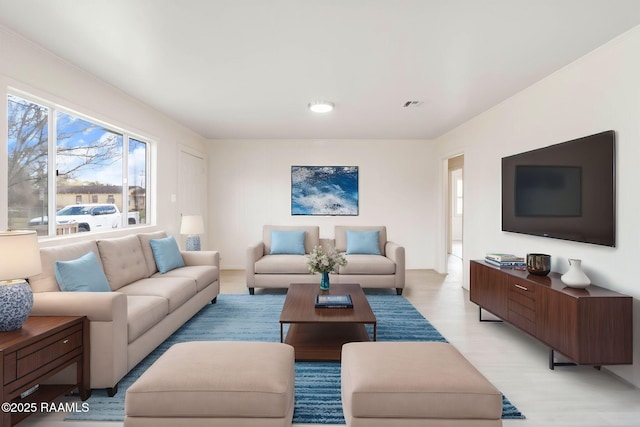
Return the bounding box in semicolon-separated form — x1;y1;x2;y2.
63;339;69;344
514;284;528;291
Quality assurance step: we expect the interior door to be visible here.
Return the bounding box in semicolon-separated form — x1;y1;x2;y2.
178;146;207;244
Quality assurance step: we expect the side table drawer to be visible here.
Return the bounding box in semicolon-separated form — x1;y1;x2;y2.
16;325;83;379
3;353;17;385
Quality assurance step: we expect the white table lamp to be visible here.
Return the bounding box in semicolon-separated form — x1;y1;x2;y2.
0;230;42;331
180;215;204;251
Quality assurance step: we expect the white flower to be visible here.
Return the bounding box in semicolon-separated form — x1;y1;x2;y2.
306;245;347;274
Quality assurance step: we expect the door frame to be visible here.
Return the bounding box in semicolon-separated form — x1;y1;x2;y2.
436;151;464;274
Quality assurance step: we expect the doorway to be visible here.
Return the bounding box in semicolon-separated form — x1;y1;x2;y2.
447;155;464;261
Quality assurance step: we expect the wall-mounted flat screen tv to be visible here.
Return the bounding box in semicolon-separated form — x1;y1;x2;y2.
502;130;615;247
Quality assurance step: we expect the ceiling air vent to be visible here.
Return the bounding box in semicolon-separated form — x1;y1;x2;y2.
403;100;424;108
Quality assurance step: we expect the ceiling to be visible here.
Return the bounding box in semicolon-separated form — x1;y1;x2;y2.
1;0;639;140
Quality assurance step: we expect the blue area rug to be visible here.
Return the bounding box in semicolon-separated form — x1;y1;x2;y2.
67;293;524;423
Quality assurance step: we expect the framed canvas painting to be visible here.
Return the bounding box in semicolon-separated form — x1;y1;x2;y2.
291;166;359;215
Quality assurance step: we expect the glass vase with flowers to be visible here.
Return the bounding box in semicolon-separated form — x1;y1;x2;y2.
306;245;347;291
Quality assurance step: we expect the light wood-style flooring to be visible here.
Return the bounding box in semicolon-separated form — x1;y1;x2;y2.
21;256;640;427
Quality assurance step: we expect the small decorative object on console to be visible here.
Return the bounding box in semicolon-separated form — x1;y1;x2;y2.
485;253;525;268
561;258;591;288
307;245;347;291
526;253;551;276
485;253;521;262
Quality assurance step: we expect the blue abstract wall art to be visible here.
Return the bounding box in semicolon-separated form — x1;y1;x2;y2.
291;166;359;216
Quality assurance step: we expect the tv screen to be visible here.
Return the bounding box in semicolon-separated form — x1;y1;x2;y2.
502;130;615;247
515;166;582;217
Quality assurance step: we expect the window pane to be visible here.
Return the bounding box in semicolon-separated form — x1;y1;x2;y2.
7;95;49;235
56;111;123;233
128;139;147;225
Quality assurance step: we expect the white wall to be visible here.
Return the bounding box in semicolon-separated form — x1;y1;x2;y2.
0;26;208;242
435;26;640;387
207;139;438;270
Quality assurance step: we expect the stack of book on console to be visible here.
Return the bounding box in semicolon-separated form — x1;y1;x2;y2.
485;253;526;268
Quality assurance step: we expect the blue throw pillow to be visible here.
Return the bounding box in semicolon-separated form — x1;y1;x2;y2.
270;230;306;255
55;251;111;292
346;230;381;255
150;236;185;274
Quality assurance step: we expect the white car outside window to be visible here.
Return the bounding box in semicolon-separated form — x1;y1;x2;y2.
29;203;122;232
55;204;121;232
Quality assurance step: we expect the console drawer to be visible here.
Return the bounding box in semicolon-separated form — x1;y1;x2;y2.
508;277;536;334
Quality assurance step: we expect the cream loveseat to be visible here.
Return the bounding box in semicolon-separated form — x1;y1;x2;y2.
246;225;404;295
27;231;220;395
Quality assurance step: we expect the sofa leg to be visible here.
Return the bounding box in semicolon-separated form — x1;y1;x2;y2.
107;384;118;397
248;287;255;295
211;297;217;304
396;288;403;295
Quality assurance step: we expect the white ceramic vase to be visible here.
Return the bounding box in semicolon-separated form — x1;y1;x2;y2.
560;259;591;288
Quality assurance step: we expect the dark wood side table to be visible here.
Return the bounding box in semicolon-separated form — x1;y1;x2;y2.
0;316;90;427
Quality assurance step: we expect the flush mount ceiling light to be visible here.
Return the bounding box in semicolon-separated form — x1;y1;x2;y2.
308;100;335;113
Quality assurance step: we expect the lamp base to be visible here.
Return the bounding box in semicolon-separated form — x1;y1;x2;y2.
185;235;201;251
0;281;34;331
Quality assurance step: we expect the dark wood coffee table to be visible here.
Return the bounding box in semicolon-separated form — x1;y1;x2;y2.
279;283;376;361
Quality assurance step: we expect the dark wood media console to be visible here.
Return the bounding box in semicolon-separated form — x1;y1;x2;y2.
470;260;632;369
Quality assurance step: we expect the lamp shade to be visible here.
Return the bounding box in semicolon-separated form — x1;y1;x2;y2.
180;215;204;235
0;230;42;281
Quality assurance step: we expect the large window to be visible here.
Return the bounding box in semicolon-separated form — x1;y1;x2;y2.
7;93;150;235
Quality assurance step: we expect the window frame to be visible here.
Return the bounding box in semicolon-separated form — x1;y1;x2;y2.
5;87;153;237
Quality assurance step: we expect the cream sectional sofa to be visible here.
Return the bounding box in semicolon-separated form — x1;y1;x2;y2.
27;231;219;395
246;225;405;295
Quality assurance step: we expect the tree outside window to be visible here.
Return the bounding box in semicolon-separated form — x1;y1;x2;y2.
7;95;49;232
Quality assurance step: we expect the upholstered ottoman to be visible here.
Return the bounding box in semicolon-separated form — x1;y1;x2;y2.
124;341;295;427
341;342;502;427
